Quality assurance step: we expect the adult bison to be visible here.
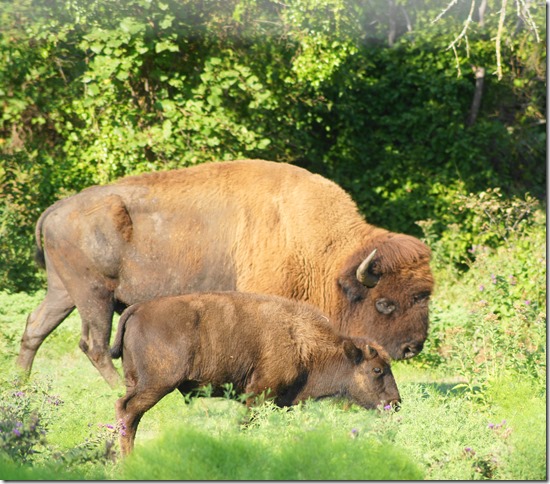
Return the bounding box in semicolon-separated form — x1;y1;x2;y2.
17;159;433;387
112;291;401;455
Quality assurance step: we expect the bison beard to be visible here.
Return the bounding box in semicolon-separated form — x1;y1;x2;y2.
17;159;434;387
110;292;401;455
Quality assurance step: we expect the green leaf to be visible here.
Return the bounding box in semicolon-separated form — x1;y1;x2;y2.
155;40;179;53
159;14;175;29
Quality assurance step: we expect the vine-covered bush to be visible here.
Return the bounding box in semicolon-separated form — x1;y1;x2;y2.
0;0;545;291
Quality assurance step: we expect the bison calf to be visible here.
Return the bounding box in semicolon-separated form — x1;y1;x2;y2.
111;292;401;455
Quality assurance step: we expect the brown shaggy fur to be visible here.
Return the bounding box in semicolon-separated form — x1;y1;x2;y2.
111;292;400;455
18;159;433;387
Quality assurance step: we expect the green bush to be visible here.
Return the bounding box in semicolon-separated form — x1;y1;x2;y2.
408;195;546;429
0;0;545;291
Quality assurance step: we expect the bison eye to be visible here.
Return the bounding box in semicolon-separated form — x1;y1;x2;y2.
375;298;396;315
413;292;431;304
373;367;382;374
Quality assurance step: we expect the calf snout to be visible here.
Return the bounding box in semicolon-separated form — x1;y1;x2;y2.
380;396;401;412
389;398;401;412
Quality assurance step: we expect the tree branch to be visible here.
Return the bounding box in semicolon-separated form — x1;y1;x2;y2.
495;0;508;80
468;66;485;126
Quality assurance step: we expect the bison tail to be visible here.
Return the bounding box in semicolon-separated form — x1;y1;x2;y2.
34;201;65;270
110;305;137;359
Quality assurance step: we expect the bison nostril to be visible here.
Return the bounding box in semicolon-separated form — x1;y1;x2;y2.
403;346;415;359
391;399;401;411
402;342;423;359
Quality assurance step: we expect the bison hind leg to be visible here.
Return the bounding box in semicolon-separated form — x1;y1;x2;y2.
16;269;75;376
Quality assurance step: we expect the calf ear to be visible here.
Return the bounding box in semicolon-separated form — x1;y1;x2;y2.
343;340;364;365
364;345;378;359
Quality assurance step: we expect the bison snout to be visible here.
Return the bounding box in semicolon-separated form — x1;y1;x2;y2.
401;341;424;359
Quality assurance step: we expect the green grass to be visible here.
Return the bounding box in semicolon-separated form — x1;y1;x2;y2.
0;218;546;480
121;420;424;480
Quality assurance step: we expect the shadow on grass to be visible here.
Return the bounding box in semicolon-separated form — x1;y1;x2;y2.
415;381;483;398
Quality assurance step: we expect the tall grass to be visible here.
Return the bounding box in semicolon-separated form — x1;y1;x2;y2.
0;204;545;480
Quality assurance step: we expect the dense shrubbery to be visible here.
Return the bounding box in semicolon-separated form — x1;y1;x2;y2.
0;0;545;291
0;3;545;478
414;193;546;387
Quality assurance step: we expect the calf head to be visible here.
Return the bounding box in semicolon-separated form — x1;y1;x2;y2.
343;339;400;410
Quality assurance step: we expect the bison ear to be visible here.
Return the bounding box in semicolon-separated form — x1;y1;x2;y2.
338;275;365;303
364;345;378;360
343;340;364;365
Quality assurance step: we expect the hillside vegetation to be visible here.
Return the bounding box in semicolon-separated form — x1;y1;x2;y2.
0;0;545;290
0;0;545;480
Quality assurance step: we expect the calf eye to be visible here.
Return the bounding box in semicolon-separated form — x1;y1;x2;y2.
375;298;396;315
373;367;382;374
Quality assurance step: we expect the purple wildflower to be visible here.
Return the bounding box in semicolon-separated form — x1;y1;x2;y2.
118;419;127;436
479;284;485;292
350;428;359;438
47;395;63;406
524;300;531;306
13;391;25;398
491;274;497;284
384;404;392;411
488;423;495;429
13;428;21;437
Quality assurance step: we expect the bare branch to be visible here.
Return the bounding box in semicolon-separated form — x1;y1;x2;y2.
478;0;488;26
451;44;461;77
447;0;476;52
468;66;485;126
423;0;542;79
515;0;541;42
431;0;459;24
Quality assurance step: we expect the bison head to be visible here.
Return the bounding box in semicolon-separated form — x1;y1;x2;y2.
337;233;434;360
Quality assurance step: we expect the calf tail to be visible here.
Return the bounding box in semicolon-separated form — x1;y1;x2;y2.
111;305;138;359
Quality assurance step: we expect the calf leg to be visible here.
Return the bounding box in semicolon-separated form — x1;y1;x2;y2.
115;386;173;456
16;269;75;376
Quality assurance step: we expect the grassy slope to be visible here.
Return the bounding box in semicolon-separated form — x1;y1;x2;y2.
0;220;546;480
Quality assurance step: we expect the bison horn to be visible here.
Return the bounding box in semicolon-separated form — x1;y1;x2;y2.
356;249;379;288
364;344;378;359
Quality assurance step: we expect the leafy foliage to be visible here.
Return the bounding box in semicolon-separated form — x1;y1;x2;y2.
411;199;546;401
0;0;546;291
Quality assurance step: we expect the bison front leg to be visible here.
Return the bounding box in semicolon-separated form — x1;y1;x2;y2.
77;296;121;388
